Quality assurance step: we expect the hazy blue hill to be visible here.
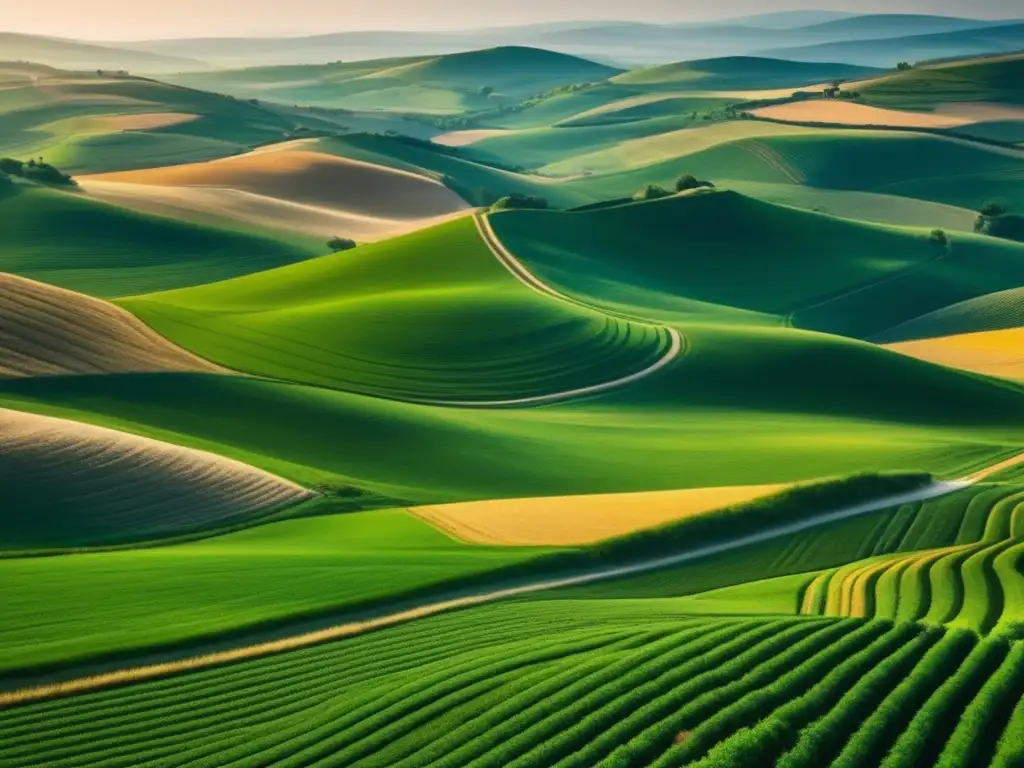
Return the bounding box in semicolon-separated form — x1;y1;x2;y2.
172;46;619;111
0;32;209;73
760;21;1024;66
793;14;1014;40
706;10;859;28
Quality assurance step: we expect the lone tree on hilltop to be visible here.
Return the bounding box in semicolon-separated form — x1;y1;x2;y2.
675;174;715;192
974;201;1011;234
896;61;913;71
327;237;357;252
480;86;494;97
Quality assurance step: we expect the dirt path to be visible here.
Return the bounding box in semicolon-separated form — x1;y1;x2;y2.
1;469;998;708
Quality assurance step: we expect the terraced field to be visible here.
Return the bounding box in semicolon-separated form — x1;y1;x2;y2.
800;483;1024;632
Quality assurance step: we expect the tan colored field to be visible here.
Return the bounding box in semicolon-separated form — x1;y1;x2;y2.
412;484;789;546
752;100;971;128
0;408;314;548
81;179;473;243
84;144;469;220
0;273;224;378
885;328;1024;380
40;112;199;133
432;129;513;146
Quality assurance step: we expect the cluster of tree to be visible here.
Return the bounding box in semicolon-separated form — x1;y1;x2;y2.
489;194;549;212
632;174;716;201
0;157;75;186
95;69;130;77
327;237;357;252
822;80;862;100
896;61;914;71
974;202;1024;243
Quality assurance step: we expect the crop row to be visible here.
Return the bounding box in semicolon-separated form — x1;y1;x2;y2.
4;613;1022;767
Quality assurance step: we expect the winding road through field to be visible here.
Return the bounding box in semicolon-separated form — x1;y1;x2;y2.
411;215;685;408
6;457;1018;707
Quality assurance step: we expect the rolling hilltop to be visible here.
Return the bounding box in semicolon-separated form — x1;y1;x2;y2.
172;46;621;112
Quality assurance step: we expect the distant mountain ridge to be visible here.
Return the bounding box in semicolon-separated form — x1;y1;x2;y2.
102;13;1022;68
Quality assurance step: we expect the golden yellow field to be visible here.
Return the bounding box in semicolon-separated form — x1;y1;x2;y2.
411;484;789;545
885;328;1024;381
752;100;970;128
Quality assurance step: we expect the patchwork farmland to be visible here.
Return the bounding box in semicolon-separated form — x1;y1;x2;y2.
1;11;1023;768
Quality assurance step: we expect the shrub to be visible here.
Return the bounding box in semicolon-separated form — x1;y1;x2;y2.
632;184;673;202
489;194;548;212
929;228;949;247
326;237;357;252
980;201;1009;218
675;174;715;193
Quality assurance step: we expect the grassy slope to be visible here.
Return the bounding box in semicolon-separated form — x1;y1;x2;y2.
860;54;1024;109
0;185;318;297
119;217;669;402
0;508;553;673
489;191;1024;337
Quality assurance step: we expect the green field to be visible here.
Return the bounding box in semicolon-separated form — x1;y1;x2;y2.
3;36;1024;768
860;54;1024;109
488;190;1024;337
0;185;319;296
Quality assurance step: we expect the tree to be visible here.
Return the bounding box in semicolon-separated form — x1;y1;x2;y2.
327;237;357;252
980;202;1009;218
480;86;494;97
675;174;715;192
928;228;948;248
896;61;913;71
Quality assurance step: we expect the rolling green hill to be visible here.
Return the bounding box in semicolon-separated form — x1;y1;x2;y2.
172;47;620;113
1;313;1021;506
0;65;347;174
488;191;1024;337
860;53;1024;109
0;185;318;297
612;56;881;90
757;22;1024;68
118;216;671;402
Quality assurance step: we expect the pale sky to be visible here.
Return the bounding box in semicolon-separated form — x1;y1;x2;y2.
3;0;1020;40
